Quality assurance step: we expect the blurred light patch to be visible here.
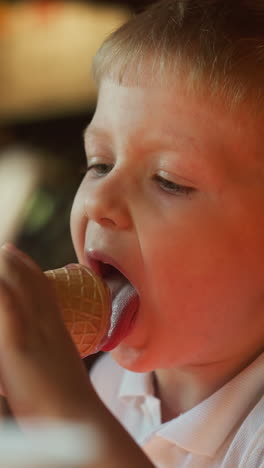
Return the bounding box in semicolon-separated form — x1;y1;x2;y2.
0;420;104;467
0;1;130;121
23;188;56;234
0;146;43;244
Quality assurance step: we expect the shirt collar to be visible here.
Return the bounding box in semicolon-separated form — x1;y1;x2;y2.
119;367;155;400
118;352;264;457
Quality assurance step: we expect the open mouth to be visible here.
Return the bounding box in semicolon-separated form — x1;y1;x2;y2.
99;263;128;299
91;258;130;283
88;257;136;298
99;262;118;279
100;263;131;301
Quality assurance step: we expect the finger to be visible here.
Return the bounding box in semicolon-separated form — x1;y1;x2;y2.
0;247;38;319
1;243;43;275
0;278;27;352
0;245;54;322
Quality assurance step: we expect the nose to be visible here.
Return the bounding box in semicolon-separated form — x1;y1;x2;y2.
84;173;133;231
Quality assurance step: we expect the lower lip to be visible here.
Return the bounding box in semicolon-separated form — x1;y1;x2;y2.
101;295;139;352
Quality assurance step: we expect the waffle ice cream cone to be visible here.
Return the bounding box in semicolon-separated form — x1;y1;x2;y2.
45;264;111;358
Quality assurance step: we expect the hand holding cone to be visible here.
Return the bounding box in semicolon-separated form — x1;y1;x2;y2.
45;264;111;358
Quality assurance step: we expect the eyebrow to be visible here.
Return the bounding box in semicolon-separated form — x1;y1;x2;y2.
83;124;207;166
83;125;111;142
83;124;198;154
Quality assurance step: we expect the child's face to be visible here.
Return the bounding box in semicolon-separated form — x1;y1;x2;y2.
71;76;264;372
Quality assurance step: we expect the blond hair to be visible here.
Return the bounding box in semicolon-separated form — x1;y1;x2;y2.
92;0;264;112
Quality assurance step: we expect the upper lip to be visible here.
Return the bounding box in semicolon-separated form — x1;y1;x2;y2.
84;249;131;281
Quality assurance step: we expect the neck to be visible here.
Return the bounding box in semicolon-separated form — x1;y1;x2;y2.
153;353;259;423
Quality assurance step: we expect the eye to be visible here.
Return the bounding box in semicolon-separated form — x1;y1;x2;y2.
80;163;114;177
154;174;196;196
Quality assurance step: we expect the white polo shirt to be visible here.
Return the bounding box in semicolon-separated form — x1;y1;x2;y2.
90;352;264;467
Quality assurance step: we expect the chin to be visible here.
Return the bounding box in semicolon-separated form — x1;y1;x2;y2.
110;343;157;373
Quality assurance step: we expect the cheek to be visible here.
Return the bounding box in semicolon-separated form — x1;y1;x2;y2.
141;221;198;283
144;234;259;340
140;217;251;318
70;186;87;263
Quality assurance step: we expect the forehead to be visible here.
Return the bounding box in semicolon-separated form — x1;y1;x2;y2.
86;78;262;173
90;78;224;147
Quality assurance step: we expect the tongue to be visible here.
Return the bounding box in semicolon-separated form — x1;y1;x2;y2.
100;272;139;351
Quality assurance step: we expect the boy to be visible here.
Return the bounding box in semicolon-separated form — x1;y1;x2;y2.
0;0;263;466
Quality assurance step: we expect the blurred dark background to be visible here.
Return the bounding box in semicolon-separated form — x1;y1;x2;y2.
0;1;155;368
0;0;155;269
